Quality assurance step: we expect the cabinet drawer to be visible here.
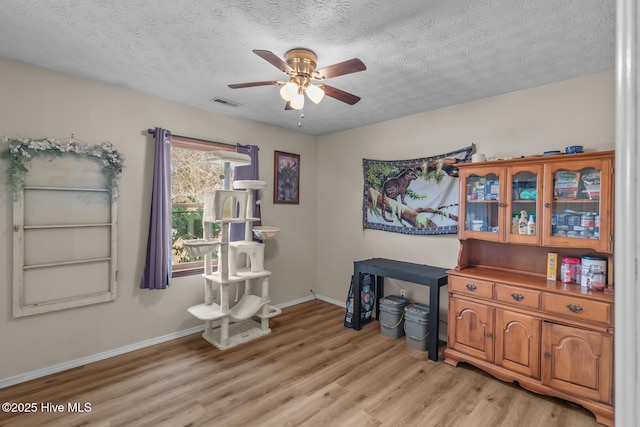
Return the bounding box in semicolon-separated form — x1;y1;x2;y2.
494;284;541;310
543;293;612;324
449;275;493;299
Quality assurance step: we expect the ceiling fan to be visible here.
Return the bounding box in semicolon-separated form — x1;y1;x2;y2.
228;48;366;110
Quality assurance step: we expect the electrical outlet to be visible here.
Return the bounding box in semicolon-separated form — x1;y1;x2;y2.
400;288;406;297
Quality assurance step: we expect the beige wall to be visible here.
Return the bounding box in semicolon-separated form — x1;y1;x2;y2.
0;58;318;379
316;71;615;317
0;57;614;381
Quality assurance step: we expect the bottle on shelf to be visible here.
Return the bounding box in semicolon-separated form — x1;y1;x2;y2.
518;210;528;235
527;214;536;235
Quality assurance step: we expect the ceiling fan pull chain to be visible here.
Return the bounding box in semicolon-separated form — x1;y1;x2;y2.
298;111;304;127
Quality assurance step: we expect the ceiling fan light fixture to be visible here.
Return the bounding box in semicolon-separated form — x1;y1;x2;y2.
290;92;305;110
229;48;366;110
305;84;325;104
279;81;297;102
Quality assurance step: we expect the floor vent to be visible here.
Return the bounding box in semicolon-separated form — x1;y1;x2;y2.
211;97;241;107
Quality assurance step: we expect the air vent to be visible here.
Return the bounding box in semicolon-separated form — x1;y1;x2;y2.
210;97;241;108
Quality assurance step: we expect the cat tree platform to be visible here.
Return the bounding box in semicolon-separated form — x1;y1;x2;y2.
186;150;281;351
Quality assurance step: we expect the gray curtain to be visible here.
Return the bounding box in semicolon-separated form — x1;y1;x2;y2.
140;127;172;289
230;144;261;241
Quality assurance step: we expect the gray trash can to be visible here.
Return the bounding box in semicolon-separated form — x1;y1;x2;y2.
379;295;410;338
404;303;430;351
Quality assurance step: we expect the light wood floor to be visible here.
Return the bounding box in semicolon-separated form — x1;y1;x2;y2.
0;300;601;427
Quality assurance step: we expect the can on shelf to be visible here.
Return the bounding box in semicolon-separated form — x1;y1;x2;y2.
581;213;595;227
560;257;581;283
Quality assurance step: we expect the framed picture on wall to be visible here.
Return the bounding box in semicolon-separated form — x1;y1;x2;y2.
274;150;300;204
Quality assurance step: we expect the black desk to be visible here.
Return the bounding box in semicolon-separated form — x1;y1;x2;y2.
353;258;449;361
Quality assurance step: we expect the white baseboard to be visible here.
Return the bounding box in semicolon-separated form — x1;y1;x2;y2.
278;294;345;308
0;295;343;389
276;294;315;308
0;325;205;389
316;294;346;307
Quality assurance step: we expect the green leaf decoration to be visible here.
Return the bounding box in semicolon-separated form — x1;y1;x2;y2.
2;137;124;199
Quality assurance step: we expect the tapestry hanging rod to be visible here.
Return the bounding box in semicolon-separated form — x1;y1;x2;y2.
147;128;235;148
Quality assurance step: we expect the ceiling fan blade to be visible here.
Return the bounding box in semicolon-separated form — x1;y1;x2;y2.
317;84;361;105
314;58;366;80
253;50;294;74
228;80;283;89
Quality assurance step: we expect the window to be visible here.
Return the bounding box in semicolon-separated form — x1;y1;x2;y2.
171;137;234;277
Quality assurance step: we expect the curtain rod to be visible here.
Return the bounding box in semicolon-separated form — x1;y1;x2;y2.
147;128;235;148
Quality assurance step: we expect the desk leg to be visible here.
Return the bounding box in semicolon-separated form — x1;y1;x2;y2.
375;276;384;320
353;270;362;330
428;284;440;362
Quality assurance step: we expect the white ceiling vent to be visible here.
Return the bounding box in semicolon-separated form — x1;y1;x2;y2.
210;97;242;107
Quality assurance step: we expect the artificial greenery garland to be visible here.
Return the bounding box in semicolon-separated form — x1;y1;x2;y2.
2;137;124;197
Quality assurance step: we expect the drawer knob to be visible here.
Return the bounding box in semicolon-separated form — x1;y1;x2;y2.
511;293;524;301
545;353;551;359
567;304;583;313
466;284;477;292
487;333;493;338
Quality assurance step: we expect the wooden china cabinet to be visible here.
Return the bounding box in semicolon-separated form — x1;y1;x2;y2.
445;150;615;426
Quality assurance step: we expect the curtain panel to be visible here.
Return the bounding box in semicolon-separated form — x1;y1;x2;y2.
140;127;172;289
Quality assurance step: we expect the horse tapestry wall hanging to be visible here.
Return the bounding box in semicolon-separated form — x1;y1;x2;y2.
362;145;473;235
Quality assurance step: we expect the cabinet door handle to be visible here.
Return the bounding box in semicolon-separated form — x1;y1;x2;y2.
466;284;477;291
545;203;551;208
544;353;551;359
498;202;504;207
487;333;493;338
567;304;583;313
511;293;524;301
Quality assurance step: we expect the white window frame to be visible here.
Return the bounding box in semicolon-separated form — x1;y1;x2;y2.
171;137;234;277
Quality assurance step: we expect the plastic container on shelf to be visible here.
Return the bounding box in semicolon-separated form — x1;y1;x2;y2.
518;210;528;235
581;256;607;288
586;265;606;291
565;145;584;154
527;214;536;235
471;220;483;231
560;257;581;284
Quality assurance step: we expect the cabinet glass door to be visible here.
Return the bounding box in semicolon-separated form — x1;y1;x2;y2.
543;159;611;252
507;165;542;245
461;169;503;242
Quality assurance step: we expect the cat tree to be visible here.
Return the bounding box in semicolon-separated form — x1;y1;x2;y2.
183;150;280;350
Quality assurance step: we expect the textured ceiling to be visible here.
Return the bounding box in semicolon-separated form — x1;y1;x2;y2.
0;0;615;136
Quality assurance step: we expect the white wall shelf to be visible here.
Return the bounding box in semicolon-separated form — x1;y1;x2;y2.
12;157;118;318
